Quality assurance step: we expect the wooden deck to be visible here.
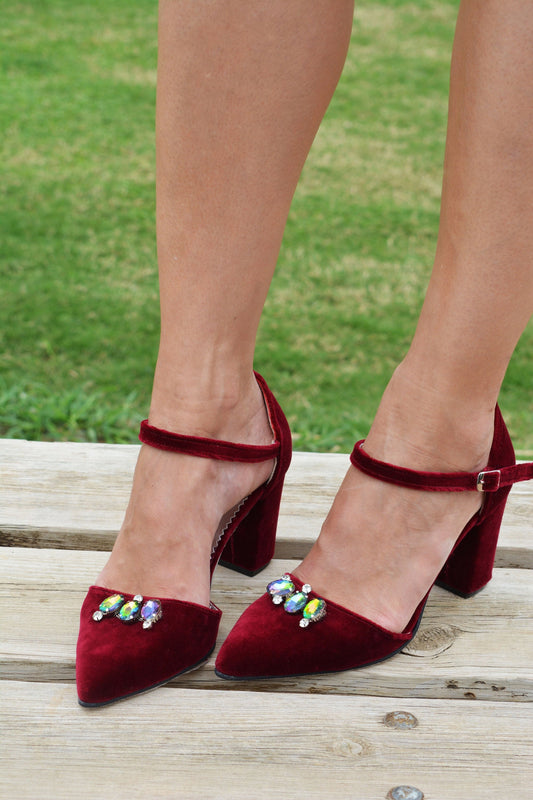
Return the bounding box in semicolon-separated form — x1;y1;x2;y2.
1;438;532;799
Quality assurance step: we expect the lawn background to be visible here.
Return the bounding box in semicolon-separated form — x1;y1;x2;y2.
2;0;532;453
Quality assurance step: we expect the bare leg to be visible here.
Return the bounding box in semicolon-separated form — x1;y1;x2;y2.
97;0;354;606
296;0;533;631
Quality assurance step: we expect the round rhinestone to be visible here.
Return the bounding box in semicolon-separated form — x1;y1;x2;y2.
299;619;310;628
272;595;284;605
92;610;104;622
302;584;312;594
133;594;143;603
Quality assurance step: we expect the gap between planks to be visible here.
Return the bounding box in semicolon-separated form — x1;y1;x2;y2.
0;439;531;568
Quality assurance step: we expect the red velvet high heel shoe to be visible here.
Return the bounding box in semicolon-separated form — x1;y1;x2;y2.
76;373;291;705
215;406;533;680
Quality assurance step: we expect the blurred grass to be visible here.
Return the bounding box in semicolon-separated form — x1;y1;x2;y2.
1;0;532;451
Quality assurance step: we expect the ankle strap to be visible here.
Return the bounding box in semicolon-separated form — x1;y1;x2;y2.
350;440;533;493
139;419;280;463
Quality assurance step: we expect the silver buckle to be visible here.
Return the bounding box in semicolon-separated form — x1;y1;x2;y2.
476;469;501;492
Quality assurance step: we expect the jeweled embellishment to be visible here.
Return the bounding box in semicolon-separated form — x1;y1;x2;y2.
117;599;142;623
267;578;295;598
141;599;162;629
303;597;326;620
266;576;327;628
92;593;124;621
299;597;327;627
91;593;163;629
284;592;308;614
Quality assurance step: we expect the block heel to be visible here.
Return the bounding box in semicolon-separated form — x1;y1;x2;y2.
215;405;533;681
219;478;285;575
436;484;511;597
435;404;515;597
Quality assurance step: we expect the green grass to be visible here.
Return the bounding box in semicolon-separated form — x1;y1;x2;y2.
2;0;532;452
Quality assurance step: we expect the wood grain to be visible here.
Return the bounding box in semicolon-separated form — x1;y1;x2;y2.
2;681;532;800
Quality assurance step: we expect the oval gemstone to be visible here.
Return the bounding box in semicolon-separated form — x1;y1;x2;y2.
302;598;326;622
117;600;141;623
267;578;295;598
141;599;162;624
99;594;125;615
284;592;308;614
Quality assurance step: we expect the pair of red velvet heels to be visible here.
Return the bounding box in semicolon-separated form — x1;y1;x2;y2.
76;374;533;705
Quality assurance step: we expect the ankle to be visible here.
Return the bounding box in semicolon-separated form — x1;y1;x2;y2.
148;367;271;444
365;360;496;473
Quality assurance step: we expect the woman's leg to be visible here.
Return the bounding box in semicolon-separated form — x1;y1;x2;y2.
97;0;354;606
295;0;533;631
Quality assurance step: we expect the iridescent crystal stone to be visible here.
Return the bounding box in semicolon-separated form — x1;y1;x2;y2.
267;578;295;598
93;593;125;621
100;594;125;614
117;599;142;623
141;599;162;629
284;591;308;614
302;597;326;623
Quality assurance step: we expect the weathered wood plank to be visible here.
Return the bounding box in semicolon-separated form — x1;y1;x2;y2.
0;439;531;566
1;680;531;799
2;439;530;799
1;548;531;701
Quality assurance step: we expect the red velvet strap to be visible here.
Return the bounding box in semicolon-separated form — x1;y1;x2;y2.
350;439;533;493
139;419;280;463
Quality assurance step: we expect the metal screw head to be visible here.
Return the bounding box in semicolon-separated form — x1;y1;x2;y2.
387;787;424;800
383;711;418;729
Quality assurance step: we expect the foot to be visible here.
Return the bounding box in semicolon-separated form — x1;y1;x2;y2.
96;375;275;608
293;363;496;633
